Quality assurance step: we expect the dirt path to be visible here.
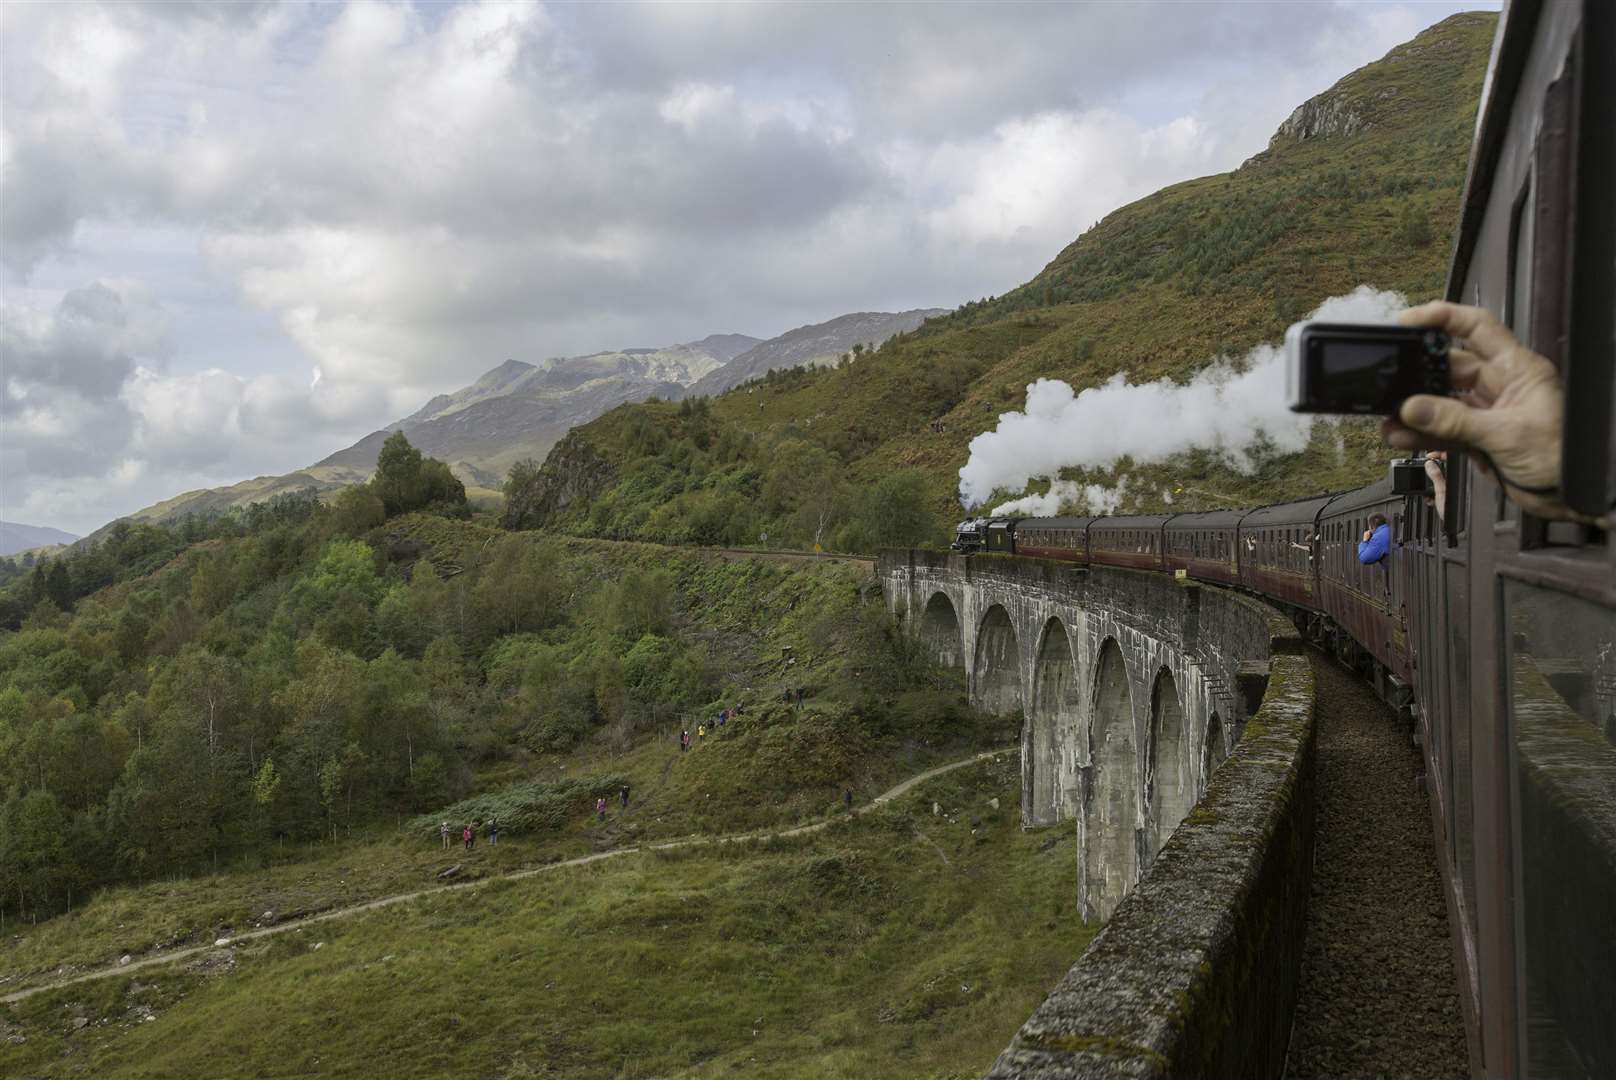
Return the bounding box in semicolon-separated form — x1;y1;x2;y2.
1;747;1011;1007
1285;653;1467;1077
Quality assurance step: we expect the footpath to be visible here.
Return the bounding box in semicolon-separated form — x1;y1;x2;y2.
2;747;1013;1006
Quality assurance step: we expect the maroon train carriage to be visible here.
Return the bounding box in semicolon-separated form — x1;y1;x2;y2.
1161;509;1243;586
1235;494;1335;611
1012;516;1093;562
1086;514;1169;571
1315;479;1412;686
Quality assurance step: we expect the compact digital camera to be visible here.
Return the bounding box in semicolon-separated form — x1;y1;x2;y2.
1285;321;1451;415
1389;457;1431;495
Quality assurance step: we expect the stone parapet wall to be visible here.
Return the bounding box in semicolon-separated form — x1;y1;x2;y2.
985;631;1316;1079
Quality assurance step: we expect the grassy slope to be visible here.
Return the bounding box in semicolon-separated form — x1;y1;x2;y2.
2;518;1008;994
547;13;1494;525
2;757;1088;1080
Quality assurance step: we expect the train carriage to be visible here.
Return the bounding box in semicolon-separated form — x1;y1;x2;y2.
1161;510;1242;586
1086;514;1168;571
1315;479;1411;685
1235;495;1334;610
1012;516;1093;562
1423;4;1616;1074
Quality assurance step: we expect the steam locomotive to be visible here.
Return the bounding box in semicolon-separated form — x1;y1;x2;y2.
955;4;1616;1075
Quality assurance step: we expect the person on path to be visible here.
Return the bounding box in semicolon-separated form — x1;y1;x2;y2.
844;788;853;811
440;821;450;850
462;824;473;851
596;797;607;823
681;729;690;752
620;785;630;809
487;816;498;845
697;724;705;742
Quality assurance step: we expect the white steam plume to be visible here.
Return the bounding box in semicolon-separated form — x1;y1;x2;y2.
959;286;1408;508
991;478;1127;517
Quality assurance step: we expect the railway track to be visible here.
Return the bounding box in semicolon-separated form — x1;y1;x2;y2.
1286;651;1467;1077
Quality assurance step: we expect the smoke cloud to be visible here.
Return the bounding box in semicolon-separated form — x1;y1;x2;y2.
959;285;1408;509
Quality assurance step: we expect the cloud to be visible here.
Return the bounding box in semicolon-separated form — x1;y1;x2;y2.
959;286;1411;509
0;1;1491;532
0;281;373;534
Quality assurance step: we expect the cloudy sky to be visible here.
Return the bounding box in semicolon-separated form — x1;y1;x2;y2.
1;0;1492;536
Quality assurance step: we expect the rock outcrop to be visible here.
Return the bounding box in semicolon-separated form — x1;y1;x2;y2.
501;430;616;531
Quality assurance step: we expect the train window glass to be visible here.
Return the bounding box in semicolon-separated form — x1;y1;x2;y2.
1504;582;1616;1076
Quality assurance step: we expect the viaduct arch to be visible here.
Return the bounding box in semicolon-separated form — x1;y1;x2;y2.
882;551;1277;920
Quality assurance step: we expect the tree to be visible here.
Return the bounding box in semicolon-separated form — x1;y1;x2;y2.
836;471;945;552
44;561;72;612
472;536;561;639
369;432;466;517
251;757;281;806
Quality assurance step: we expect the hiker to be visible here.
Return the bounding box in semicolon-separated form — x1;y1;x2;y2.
681;729;690;752
487;816;498;845
440;821;451;850
462;824;474;851
620;785;630;808
844;788;853;811
596;797;607;823
697;724;705;741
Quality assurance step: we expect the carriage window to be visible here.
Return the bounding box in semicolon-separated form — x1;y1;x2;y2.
1505;582;1616;1077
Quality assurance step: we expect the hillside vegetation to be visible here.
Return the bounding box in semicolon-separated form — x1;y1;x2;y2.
507;13;1494;547
0;435;996;941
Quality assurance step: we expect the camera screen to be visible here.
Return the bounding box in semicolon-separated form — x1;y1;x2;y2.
1319;340;1405;390
1302;332;1439;413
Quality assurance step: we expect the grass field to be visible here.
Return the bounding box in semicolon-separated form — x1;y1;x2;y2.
1;754;1091;1079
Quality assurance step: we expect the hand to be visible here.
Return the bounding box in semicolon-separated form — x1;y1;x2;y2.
1361;530;1372;542
1382;302;1593;524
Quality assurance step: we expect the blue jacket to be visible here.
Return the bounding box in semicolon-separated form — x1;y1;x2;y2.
1357;523;1391;565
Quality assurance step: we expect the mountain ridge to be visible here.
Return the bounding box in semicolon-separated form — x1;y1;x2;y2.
88;311;933;533
0;521;80;556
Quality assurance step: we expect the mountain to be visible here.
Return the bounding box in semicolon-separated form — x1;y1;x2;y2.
0;521;79;556
511;12;1497;543
94;310;935;532
683;310;946;398
316;334;762;486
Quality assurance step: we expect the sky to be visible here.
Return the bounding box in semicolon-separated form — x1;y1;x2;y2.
0;0;1494;537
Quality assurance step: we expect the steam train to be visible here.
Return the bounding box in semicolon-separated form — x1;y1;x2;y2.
956;5;1615;1076
951;467;1420;695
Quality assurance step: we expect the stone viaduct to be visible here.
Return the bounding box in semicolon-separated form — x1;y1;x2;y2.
879;550;1277;919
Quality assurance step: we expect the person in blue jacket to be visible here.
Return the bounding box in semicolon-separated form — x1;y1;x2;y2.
1358;514;1391;564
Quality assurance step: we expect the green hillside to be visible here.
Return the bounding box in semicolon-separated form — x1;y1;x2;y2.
507;12;1494;547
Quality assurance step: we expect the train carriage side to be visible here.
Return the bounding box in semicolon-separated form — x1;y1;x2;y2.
1316;479;1412;684
1011;516;1094;563
1087;514;1169;571
1162;510;1243;586
1236;495;1334;611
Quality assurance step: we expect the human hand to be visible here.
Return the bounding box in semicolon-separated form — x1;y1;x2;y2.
1383;302;1593;524
1362;529;1372;542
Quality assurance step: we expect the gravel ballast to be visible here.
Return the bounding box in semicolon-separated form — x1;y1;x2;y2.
1286;654;1468;1077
